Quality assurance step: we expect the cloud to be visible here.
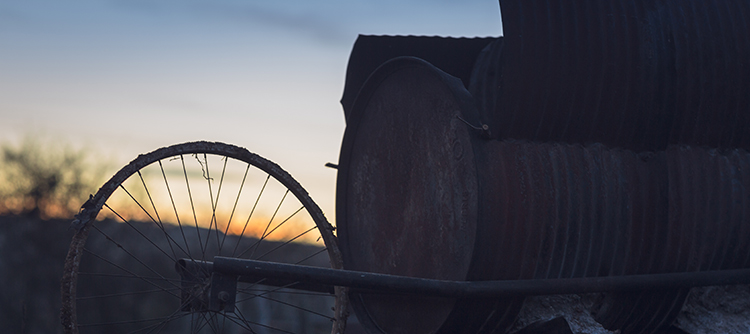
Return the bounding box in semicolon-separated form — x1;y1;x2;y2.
102;0;355;46
190;2;354;45
101;0;501;46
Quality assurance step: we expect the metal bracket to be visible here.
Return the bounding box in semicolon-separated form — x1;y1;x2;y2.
209;272;238;313
176;259;211;312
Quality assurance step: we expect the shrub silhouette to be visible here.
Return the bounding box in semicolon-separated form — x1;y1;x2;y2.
0;136;110;219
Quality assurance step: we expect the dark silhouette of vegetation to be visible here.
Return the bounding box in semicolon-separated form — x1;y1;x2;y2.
0;136;110;219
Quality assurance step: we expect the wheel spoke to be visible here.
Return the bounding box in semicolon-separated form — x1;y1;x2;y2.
160;159;193;259
240;190;290;259
232;281;333;322
197;153;220;257
76;287;181;301
77;271;182;283
180;155;206;261
233;174;270;257
61;142;345;334
81;243;180;298
295;247;328;266
203;153;225;252
103;202;177;263
127;304;192;334
137;170;180;261
256;225;317;261
219;162;248;252
220;309;257;333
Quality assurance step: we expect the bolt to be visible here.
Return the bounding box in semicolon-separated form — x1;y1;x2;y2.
218;291;230;302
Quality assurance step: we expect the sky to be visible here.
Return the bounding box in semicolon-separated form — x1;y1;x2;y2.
0;0;502;222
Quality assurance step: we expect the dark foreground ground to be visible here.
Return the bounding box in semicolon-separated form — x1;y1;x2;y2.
1;215;747;334
0;215;71;334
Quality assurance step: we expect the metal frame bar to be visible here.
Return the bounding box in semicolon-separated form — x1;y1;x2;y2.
209;256;750;298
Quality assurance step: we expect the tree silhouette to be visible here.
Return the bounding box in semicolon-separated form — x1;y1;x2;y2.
0;136;109;219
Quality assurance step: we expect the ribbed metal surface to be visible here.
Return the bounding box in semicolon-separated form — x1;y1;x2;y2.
463;1;750;332
471;141;672;333
666;146;750;272
474;0;750;151
468;140;750;333
337;1;750;332
474;141;646;282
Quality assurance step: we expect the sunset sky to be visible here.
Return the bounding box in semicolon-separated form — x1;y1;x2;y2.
0;0;502;221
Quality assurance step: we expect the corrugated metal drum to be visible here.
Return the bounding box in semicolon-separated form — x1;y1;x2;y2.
336;1;750;333
337;66;750;334
473;0;750;151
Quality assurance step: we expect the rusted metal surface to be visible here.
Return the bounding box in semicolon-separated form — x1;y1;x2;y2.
336;1;750;333
341;35;497;122
472;0;750;151
338;129;750;333
666;146;750;272
470;141;750;333
61;141;348;334
463;2;750;330
471;140;679;333
337;57;483;334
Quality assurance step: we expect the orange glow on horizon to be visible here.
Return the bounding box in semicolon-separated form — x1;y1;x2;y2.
96;207;322;244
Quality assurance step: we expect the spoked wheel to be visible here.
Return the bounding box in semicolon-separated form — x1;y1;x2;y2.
61;141;348;334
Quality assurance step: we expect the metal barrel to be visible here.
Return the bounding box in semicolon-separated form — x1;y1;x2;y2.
471;0;750;152
464;2;750;331
338;1;750;330
469;140;750;333
337;56;750;333
337;57;488;334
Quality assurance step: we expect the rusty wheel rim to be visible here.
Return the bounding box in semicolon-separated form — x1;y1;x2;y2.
61;141;347;334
